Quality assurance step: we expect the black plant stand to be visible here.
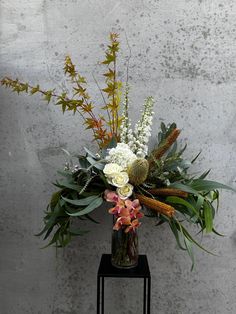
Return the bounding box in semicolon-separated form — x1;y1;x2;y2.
97;254;151;314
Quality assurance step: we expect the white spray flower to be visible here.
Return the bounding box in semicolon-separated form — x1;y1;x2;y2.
105;143;137;170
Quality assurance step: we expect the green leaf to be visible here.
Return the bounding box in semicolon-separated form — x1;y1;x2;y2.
169;182;200;196
196;195;204;211
198;169;211;180
62;195;99;206
31;85;40;94
184;236;195;271
166;196;199;218
191;179;235;192
212;228;225;237
86;156;104;170
69;228;90;236
50;190;61;210
203;201;213;233
66;197;103;217
180;224;218;256
161;122;166;133
191;151;201;163
57;170;73;178
35;204;62;236
84;147;98;159
84;214;100;224
53;180;80;191
41;228;61;249
169;219;186;250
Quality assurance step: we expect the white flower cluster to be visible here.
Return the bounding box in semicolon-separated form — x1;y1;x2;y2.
103;162;134;199
103;142;138;199
120;85;133;144
105;143;137;170
120;96;154;158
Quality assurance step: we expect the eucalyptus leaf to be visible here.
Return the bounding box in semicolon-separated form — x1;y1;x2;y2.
35;204;62;236
62;195;99;206
86;156;104;170
66;197;103;217
53;180;80;191
84;147;98;159
57;170;73;178
69;229;90;236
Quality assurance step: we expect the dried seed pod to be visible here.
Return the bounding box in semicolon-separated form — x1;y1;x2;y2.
136;194;175;217
128;158;149;185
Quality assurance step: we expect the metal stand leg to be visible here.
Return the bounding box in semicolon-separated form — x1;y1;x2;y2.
101;277;104;314
147;277;151;314
143;278;147;313
97;275;100;314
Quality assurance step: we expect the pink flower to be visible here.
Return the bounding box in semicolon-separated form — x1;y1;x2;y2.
125;199;143;219
108;205;121;215
125;219;141;233
113;216;131;231
105;190;143;233
125;199;141;211
104;190;120;203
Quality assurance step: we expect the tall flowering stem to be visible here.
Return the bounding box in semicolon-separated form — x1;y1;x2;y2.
125;97;154;158
120;84;134;144
1;57;113;148
102;33;122;139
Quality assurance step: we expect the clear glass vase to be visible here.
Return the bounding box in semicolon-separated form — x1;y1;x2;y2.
111;226;139;269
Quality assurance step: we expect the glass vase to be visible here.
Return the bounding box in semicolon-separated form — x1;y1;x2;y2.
111;226;139;269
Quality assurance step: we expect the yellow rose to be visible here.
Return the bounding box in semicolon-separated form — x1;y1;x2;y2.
111;172;129;187
117;183;134;199
103;163;123;178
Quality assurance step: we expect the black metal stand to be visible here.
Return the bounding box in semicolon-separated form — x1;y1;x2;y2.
97;254;151;314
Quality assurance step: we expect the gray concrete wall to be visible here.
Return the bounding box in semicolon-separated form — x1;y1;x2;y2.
1;0;236;313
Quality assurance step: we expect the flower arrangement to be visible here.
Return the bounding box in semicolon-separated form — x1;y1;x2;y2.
1;33;234;269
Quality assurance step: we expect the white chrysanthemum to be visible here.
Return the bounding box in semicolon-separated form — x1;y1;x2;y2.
105;143;137;170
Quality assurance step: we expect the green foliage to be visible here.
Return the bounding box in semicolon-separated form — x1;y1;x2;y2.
140;121;234;269
1;36;234;269
35;151;107;248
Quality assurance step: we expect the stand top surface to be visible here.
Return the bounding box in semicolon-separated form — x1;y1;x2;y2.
97;254;150;278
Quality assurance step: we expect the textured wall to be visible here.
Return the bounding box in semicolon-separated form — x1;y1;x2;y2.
1;0;236;313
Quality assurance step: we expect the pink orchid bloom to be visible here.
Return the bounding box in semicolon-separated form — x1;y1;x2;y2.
104;190;120;203
130;209;144;219
125;199;141;211
119;206;130;217
125;199;143;219
108;205;121;215
125;219;141;233
113;216;131;231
